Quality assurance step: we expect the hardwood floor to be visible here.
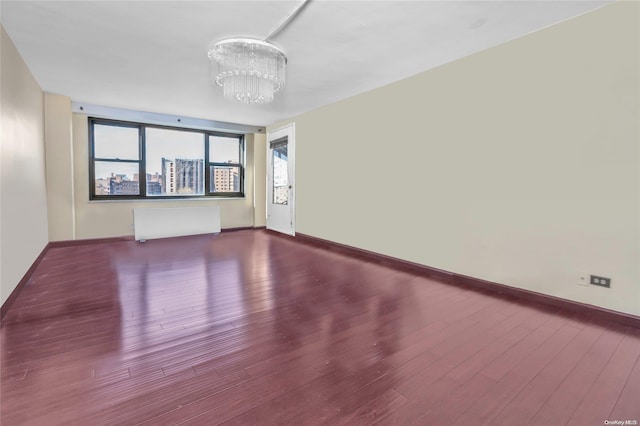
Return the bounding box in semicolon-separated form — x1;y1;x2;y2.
1;230;639;425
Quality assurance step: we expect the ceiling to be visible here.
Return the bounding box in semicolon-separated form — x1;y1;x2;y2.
1;1;610;127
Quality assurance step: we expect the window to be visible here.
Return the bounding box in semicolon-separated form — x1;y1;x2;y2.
209;135;242;194
271;139;288;205
89;118;244;199
146;127;204;196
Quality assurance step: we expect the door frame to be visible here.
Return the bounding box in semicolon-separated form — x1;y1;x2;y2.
266;123;295;236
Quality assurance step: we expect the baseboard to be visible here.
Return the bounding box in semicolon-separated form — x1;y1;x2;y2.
49;226;262;245
292;232;640;329
1;243;50;322
452;274;640;329
48;236;134;248
292;232;455;284
221;226;255;233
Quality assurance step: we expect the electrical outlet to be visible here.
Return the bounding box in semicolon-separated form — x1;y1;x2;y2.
590;275;611;288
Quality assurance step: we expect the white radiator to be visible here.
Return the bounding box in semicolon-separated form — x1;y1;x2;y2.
133;206;221;241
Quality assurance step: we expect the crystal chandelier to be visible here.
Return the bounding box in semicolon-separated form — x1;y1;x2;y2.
208;38;287;104
208;0;310;104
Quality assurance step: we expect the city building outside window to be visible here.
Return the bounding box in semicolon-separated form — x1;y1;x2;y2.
89;118;244;199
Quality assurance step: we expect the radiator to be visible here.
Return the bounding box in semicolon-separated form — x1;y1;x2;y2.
133;206;221;241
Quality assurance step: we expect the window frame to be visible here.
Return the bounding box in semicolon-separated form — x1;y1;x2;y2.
89;117;245;200
207;132;245;197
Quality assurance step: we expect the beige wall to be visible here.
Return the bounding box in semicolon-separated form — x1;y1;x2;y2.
1;26;49;305
69;114;260;239
253;133;267;227
45;93;75;241
269;2;640;315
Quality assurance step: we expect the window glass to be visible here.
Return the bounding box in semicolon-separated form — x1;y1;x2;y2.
209;136;240;164
210;165;241;193
145;128;204;196
272;142;288;205
93;124;139;159
94;161;140;195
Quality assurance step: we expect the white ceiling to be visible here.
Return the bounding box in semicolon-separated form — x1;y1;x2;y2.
1;1;610;127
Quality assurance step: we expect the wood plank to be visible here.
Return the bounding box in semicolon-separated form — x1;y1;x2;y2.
567;331;640;426
490;323;604;425
334;389;408;426
529;326;625;425
415;373;496;425
609;352;640;421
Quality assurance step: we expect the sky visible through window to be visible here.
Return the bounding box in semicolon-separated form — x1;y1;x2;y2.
94;124;240;178
146;127;203;175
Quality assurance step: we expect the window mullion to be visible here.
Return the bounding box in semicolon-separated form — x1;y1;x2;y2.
204;133;210;195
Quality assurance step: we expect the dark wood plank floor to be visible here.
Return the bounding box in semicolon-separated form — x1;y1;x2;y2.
1;230;639;425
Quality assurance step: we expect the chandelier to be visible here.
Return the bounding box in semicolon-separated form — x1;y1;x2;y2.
208;0;310;104
208;38;286;104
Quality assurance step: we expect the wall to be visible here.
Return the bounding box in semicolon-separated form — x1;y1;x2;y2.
253;133;267;227
70;114;259;239
44;93;75;241
268;2;640;315
0;26;49;305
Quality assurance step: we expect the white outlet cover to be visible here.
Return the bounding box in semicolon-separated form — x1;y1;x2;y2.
578;273;590;286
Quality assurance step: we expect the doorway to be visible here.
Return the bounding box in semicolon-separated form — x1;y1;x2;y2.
266;123;295;235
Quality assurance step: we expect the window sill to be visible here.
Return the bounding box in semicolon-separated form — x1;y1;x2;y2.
88;196;246;203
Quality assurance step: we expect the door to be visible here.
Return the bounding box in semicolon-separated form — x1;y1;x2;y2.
267;123;295;235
